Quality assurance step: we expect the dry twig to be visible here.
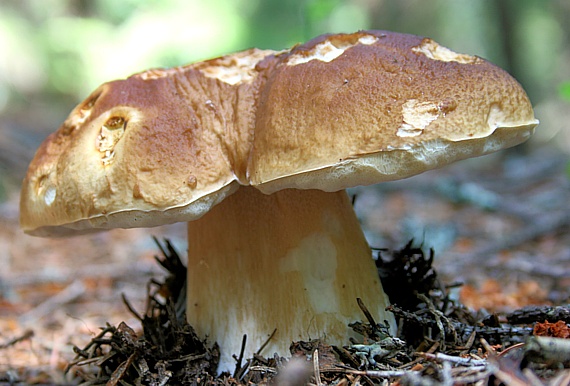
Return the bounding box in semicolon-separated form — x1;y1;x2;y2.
18;280;86;325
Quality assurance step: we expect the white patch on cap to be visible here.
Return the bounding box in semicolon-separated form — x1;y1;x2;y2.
486;103;508;131
35;172;57;206
136;49;276;84
44;186;56;206
397;100;441;137
198;49;275;85
137;67;179;80
412;39;480;64
97;118;126;166
287;35;379;66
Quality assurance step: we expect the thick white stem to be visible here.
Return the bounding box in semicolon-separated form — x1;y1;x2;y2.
186;187;394;373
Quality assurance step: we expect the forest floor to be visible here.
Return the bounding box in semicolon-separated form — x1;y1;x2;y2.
0;144;569;385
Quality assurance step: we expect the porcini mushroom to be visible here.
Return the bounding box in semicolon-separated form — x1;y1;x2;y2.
20;31;538;373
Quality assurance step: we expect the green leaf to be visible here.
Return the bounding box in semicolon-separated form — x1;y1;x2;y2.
559;82;570;102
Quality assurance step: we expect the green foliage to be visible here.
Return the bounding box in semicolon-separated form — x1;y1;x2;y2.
559;82;570;102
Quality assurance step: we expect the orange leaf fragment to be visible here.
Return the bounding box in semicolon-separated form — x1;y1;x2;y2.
533;320;570;339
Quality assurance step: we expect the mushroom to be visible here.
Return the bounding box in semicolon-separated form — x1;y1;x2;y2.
20;31;538;373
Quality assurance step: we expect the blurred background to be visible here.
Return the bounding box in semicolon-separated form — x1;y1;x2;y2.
0;0;569;381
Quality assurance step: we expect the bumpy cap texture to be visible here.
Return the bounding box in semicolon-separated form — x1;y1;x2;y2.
20;49;277;235
248;31;537;192
20;31;538;236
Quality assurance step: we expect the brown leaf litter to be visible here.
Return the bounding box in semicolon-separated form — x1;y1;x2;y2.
50;239;570;386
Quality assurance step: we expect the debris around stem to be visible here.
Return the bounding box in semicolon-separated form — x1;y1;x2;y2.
62;240;570;385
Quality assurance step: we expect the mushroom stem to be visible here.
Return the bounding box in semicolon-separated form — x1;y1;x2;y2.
186;187;395;373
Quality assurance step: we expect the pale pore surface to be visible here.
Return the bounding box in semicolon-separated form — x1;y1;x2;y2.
186;187;394;373
254;123;536;194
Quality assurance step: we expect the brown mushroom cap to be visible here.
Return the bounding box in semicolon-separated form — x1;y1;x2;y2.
20;31;538;236
248;31;538;193
20;49;276;236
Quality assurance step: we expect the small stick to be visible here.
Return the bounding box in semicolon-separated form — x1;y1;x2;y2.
525;336;570;363
18;280;86;325
441;361;453;386
0;329;34;349
419;352;487;367
248;365;277;374
326;368;408;378
463;331;477;351
313;348;322;386
451;370;493;385
233;334;247;378
257;328;277;356
399;341;439;370
357;298;377;326
122;293;143;321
